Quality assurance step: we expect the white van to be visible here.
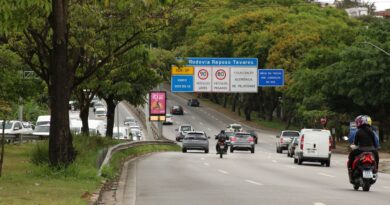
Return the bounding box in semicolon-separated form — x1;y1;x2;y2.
294;129;332;167
36;115;51;126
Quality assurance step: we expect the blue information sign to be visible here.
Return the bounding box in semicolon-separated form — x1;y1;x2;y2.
183;57;258;67
258;69;284;87
171;75;194;92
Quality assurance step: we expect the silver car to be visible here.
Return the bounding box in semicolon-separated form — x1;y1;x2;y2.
276;130;300;153
230;132;255;153
182;131;209;153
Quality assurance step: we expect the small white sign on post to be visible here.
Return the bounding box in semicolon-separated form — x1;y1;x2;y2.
194;66;212;92
212;67;230;92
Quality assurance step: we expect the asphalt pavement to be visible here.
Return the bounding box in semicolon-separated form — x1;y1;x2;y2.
117;91;390;205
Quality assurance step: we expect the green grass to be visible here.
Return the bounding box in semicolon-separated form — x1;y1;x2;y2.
0;137;180;205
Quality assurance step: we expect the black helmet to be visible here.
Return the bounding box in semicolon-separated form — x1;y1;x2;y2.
220;130;225;134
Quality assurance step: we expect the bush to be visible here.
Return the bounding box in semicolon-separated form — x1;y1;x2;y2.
30;140;49;165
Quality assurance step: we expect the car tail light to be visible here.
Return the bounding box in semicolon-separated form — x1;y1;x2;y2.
280;137;284;144
329;136;332;151
300;135;304;150
230;137;237;142
248;137;254;142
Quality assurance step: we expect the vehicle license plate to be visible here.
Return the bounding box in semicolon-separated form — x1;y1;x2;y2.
363;170;373;178
307;149;316;154
220;145;225;149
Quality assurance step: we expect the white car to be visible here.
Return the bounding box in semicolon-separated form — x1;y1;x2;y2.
95;107;107;119
294;129;332;167
113;126;130;140
124;116;137;126
163;114;173;125
226;123;243;132
1;120;33;134
89;119;106;136
33;124;50;137
36;115;51;126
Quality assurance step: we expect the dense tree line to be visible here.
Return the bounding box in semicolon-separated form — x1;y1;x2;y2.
158;0;390;142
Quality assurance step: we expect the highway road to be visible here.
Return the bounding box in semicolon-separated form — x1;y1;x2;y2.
118;91;390;205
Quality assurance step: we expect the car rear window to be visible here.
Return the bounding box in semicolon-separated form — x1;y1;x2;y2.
181;126;192;131
236;134;251;138
282;131;299;137
185;133;206;140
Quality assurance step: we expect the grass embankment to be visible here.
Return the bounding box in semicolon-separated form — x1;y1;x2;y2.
0;137;180;205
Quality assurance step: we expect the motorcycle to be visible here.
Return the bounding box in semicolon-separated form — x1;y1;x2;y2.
217;141;227;158
350;150;377;191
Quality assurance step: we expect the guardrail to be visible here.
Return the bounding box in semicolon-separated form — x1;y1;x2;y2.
1;133;48;144
97;140;175;176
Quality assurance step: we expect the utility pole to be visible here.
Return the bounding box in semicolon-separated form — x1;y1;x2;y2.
0;120;6;177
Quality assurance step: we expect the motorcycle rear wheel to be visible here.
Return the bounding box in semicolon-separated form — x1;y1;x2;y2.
363;181;371;192
220;152;223;158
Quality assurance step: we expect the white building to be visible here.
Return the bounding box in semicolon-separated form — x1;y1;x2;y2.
345;7;368;17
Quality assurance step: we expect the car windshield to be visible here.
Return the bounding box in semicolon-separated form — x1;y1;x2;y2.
232;125;241;130
181;126;192;131
36;121;50;126
35;126;50;132
96;111;106;115
282;131;299;137
3;122;13;129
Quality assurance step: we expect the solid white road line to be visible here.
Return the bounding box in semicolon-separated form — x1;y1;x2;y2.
245;180;263;186
204;163;209;166
314;202;326;205
218;169;229;175
318;172;336;178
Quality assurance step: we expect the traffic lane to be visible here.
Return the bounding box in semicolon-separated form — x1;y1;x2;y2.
135;152;292;205
184;150;390;205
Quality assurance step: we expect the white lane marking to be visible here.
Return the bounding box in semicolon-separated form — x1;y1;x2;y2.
204;163;209;166
245;180;263;186
272;160;278;163
318;172;336;178
218;169;229;175
383;186;390;189
286;165;296;169
314;202;326;205
201;157;205;160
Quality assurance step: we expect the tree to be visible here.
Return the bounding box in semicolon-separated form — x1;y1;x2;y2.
1;0;186;166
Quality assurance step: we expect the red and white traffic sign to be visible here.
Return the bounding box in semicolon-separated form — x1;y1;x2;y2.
212;67;230;92
194;67;212;92
198;69;209;80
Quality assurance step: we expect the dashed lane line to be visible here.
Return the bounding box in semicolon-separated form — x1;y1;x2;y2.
245;180;263;186
218;169;229;175
318;172;336;178
314;202;326;205
272;160;278;163
201;157;205;160
204;163;209;166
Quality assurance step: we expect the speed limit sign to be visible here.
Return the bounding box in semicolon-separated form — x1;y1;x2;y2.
198;69;209;80
215;69;226;80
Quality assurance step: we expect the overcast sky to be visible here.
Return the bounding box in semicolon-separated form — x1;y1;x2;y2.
319;0;390;11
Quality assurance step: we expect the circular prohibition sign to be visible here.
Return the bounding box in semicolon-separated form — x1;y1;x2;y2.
198;69;209;80
215;69;226;80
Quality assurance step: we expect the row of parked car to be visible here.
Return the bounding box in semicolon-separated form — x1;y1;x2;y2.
276;129;332;167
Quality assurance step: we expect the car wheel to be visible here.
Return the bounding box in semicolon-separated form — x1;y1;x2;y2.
326;159;330;167
205;149;209;154
255;138;258;144
294;157;298;164
298;157;303;165
230;147;234;153
321;161;325;166
182;148;187;153
276;147;279;153
287;151;290;157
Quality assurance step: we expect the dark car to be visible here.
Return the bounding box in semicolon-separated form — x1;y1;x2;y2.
187;99;200;107
247;130;258;144
287;137;299;157
171;105;184;115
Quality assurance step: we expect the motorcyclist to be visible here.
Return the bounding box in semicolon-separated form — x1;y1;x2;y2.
348;115;379;178
216;130;228;153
